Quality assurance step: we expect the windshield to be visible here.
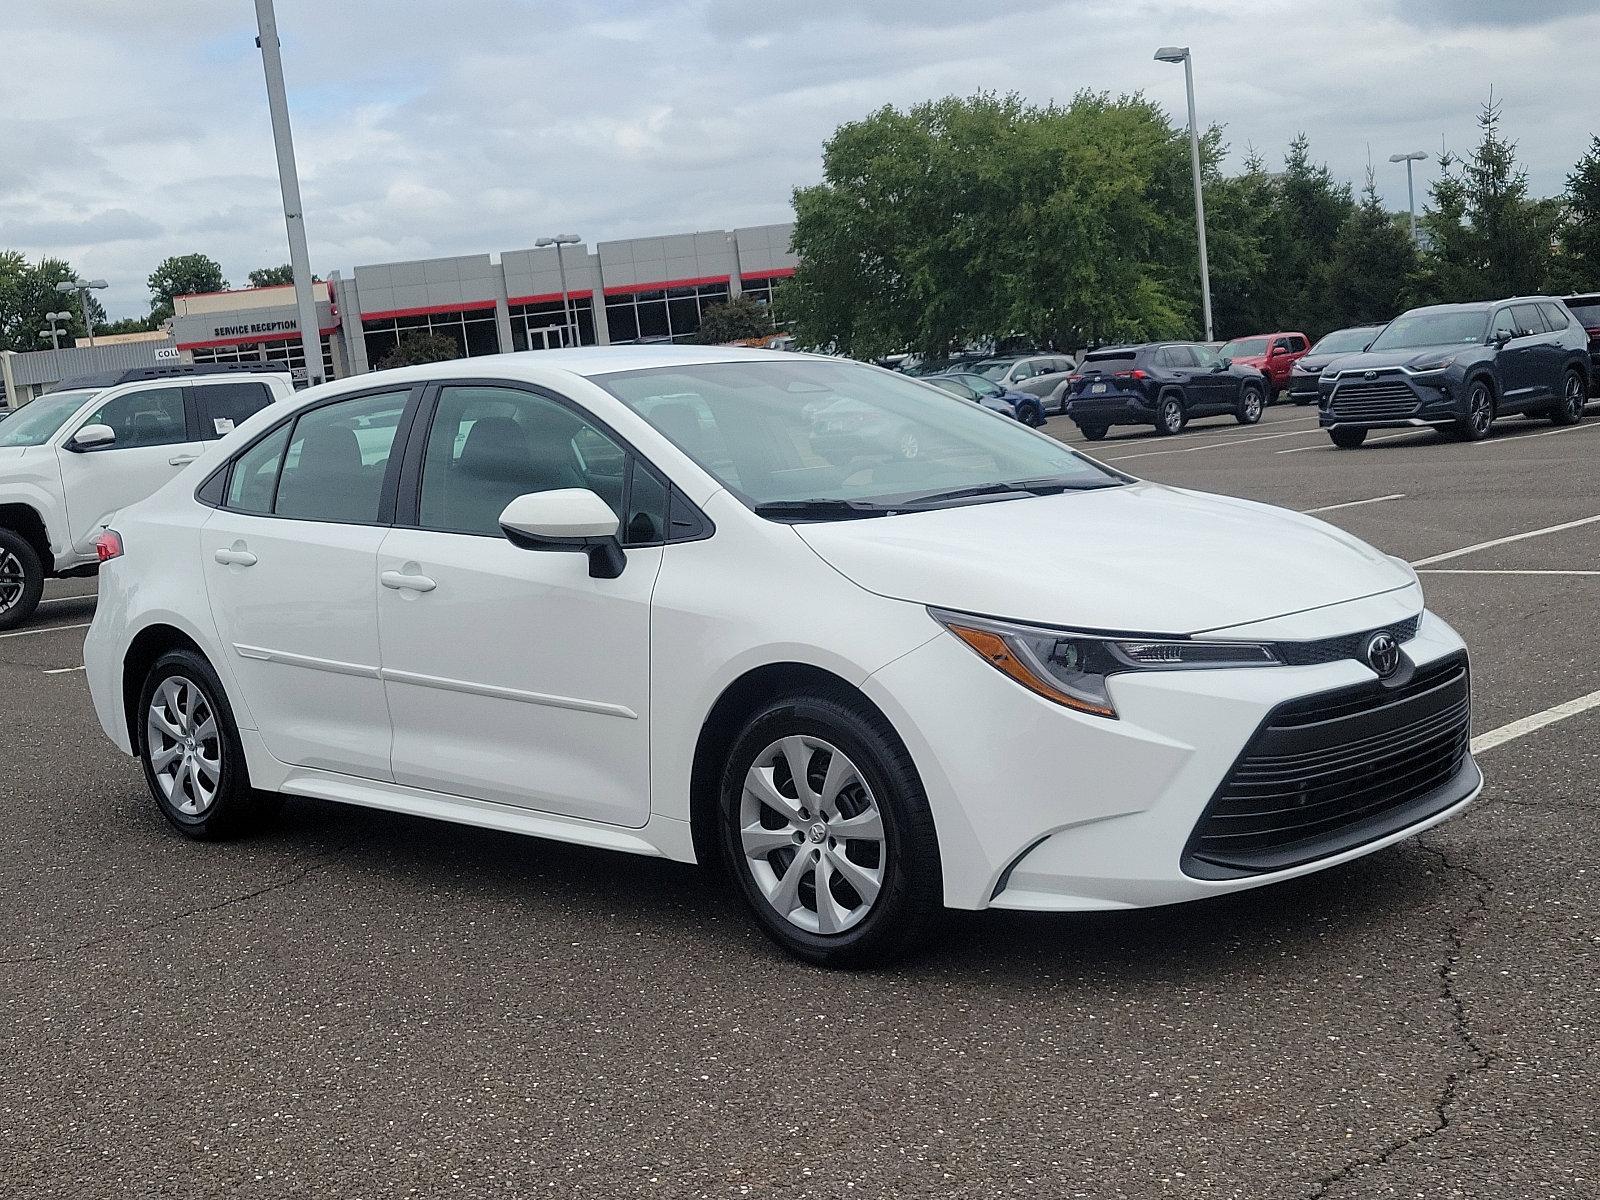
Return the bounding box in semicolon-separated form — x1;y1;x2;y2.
1220;336;1271;357
1310;328;1376;355
1370;310;1488;351
598;359;1122;514
0;390;99;448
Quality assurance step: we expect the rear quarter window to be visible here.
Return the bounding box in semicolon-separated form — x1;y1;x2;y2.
196;381;275;439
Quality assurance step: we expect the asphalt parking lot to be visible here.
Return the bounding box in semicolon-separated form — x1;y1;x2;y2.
3;402;1597;1198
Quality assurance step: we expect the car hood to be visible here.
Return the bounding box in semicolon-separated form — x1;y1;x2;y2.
1322;345;1475;374
794;482;1415;635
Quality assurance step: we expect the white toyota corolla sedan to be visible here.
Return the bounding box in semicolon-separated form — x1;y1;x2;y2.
83;347;1481;965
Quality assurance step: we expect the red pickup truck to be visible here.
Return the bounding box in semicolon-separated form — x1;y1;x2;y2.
1218;332;1310;401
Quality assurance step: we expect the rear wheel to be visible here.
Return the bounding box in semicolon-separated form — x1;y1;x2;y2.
1550;369;1586;425
1156;394;1186;436
1329;427;1368;449
1237;385;1265;425
0;529;44;633
138;649;276;840
1454;379;1495;441
1078;423;1109;441
717;691;942;967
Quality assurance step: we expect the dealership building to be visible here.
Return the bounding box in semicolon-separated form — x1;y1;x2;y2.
171;221;796;381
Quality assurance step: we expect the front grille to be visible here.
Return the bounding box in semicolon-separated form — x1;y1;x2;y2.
1183;653;1474;879
1270;615;1421;667
1329;377;1420;421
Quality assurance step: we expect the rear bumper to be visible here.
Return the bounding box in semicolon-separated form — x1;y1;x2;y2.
1066;393;1155;425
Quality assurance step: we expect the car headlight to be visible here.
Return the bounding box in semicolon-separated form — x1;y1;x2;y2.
1407;355;1456;373
930;608;1279;719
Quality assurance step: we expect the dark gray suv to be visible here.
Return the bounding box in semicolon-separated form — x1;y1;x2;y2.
1317;298;1591;447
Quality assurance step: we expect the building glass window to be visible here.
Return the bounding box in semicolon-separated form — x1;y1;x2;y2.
508;296;597;351
190;335;336;381
360;307;501;368
603;280;732;344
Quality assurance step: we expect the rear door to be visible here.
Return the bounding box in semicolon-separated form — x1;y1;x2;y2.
1496;306;1543;406
56;384;204;559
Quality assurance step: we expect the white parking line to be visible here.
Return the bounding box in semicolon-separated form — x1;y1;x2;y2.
1476;421;1600;446
0;622;91;641
1411;514;1600;566
1472;688;1600;755
1418;569;1600;576
1105;428;1321;462
42;664;86;675
1300;494;1406;515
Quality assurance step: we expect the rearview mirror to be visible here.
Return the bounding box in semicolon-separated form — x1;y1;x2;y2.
499;489;626;579
69;423;116;451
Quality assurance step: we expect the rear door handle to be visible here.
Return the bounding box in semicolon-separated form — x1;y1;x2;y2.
169;454;199;467
381;570;437;593
214;548;257;567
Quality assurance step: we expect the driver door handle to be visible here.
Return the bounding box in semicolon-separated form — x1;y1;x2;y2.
381;570;437;593
169;454;199;467
214;548;257;567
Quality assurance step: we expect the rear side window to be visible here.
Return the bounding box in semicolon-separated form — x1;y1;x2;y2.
225;423;291;515
1538;302;1570;331
79;386;188;450
273;391;409;524
196;382;274;439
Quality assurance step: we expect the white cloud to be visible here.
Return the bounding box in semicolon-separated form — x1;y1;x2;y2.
2;0;1595;318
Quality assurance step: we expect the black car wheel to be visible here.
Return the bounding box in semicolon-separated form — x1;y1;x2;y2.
1329;427;1368;449
1079;423;1108;441
1455;380;1495;441
1156;394;1186;436
0;529;45;633
1236;385;1264;425
1017;400;1044;427
1550;369;1586;426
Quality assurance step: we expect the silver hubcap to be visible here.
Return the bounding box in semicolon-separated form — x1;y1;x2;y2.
1566;375;1583;416
739;736;886;936
1163;401;1181;430
0;549;23;614
146;677;222;816
1245;392;1261;419
1470;387;1491;434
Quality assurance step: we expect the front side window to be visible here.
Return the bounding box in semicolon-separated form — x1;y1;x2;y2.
1489;309;1518;342
0;390;99;448
597;359;1122;515
196;381;274;438
273;391;408;524
79;386;187;449
418;385;633;537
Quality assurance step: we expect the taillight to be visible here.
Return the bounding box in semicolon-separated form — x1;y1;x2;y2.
95;530;124;562
1068;373;1083;382
1114;369;1148;381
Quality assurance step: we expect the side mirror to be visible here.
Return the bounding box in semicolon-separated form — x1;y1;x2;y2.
498;488;626;579
69;423;116;451
1493;330;1513;348
1216;357;1232;370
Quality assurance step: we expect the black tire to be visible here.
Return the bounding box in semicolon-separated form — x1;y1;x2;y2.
1329;427;1368;449
1155;393;1186;436
1550;369;1586;426
1237;384;1265;425
0;528;45;633
1454;378;1495;441
1018;400;1044;427
1078;423;1109;441
137;649;276;840
717;689;943;968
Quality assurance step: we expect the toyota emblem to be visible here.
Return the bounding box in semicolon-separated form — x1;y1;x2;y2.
1363;369;1378;380
1366;632;1402;679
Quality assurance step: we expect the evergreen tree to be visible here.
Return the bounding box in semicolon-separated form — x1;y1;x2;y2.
1559;135;1600;289
1328;171;1417;326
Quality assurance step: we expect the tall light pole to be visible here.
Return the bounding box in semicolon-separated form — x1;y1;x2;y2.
253;0;324;386
55;279;106;346
1388;151;1428;245
1155;46;1213;342
40;312;73;351
536;235;582;347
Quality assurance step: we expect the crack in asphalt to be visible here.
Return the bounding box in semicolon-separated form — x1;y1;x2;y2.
0;836;361;969
1305;839;1497;1198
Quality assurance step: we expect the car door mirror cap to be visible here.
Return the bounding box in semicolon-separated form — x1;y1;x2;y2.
499;489;627;579
1217;357;1232;370
1493;330;1513;347
68;423;116;451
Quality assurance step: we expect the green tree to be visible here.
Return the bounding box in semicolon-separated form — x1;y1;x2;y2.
692;296;775;344
248;264;295;287
375;331;459;370
147;253;227;321
1326;172;1418;327
1559;135;1600;288
0;253;106;352
784;91;1197;358
1415;95;1560;302
1205;146;1276;338
99;315;161;336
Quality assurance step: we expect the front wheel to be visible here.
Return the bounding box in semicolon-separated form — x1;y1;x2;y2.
1017;400;1044;427
0;529;45;632
717;691;943;967
1237;385;1264;425
1329;427;1368;449
1155;394;1186;436
1550;369;1586;426
1455;380;1495;441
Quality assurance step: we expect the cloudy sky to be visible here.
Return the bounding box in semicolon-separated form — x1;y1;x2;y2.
3;0;1596;318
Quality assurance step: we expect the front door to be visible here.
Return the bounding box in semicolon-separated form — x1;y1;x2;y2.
199;387;414;779
377;383;662;827
56;384;203;560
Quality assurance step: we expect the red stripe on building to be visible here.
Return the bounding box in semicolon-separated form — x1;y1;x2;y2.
602;274;731;297
360;299;498;321
177;326;339;351
738;267;797;283
507;290;595;306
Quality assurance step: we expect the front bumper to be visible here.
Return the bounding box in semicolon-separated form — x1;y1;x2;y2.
862;601;1478;911
1318;370;1461;429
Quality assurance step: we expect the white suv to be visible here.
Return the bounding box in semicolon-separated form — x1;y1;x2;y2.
83;348;1480;966
0;368;292;629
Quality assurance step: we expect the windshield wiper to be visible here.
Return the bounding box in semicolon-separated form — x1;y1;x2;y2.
896;477;1123;507
754;498;894;521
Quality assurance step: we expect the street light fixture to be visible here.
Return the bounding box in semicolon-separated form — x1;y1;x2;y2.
535;235;582;348
40;311;74;351
55;278;106;347
1388;151;1429;245
1155;45;1214;342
